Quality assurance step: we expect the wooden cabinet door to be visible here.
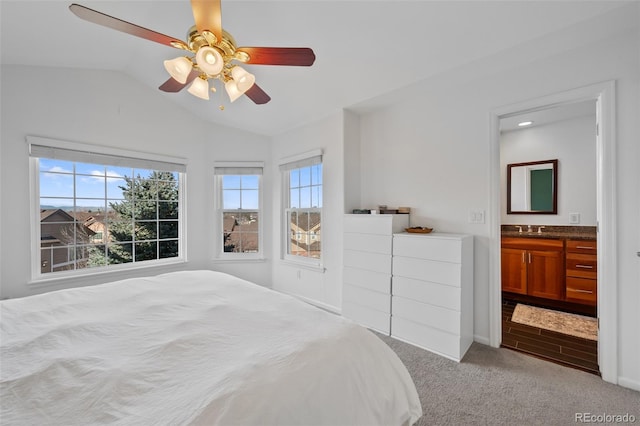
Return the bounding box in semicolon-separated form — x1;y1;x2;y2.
501;248;527;294
527;249;564;300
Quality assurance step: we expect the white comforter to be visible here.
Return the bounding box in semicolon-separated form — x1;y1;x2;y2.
1;270;422;425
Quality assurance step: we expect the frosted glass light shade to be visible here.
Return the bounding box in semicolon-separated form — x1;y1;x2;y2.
188;77;210;100
225;80;243;102
230;66;255;93
196;46;224;76
163;57;193;84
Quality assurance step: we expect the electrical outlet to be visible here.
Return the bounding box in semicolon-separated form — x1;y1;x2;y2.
569;213;581;224
468;209;485;224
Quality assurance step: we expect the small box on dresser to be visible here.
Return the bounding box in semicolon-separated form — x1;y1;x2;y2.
391;232;474;362
342;214;409;334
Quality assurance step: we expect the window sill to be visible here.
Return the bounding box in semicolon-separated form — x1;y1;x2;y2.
279;259;326;273
28;258;187;288
212;257;267;264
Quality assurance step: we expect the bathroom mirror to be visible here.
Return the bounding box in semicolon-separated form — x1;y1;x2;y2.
507;159;558;214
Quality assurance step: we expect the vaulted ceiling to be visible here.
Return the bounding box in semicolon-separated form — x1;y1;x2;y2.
0;1;629;136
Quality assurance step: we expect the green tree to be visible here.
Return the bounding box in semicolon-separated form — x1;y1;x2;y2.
88;171;179;266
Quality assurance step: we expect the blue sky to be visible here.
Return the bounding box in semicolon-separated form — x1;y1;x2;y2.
39;159;178;209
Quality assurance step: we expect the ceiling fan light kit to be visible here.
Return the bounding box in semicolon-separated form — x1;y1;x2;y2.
69;1;316;108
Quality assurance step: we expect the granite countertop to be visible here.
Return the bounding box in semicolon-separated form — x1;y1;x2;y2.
501;225;597;240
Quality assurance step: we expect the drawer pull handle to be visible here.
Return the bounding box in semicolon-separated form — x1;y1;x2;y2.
575;264;594;269
576;246;595;250
571;289;594;294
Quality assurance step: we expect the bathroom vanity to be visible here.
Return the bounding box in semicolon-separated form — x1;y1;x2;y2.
501;225;597;311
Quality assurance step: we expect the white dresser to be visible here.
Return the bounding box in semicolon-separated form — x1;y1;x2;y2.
342;214;409;334
391;232;474;362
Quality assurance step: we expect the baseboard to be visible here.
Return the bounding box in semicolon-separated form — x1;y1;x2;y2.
474;334;491;346
618;377;640;392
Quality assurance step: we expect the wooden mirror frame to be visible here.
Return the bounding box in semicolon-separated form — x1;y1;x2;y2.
507;159;558;214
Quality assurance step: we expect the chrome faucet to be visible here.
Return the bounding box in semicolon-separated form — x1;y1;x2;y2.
537;226;546;234
516;226;523;233
527;225;532;233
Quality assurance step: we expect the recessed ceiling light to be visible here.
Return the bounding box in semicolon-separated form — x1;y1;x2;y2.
518;121;533;127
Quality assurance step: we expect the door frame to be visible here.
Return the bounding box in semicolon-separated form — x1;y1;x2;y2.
488;81;618;384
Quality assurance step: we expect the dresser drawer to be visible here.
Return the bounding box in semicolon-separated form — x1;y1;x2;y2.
342;301;390;334
393;235;462;263
391;317;461;361
343;284;390;314
392;296;460;334
566;277;597;304
566;253;597;279
392;276;461;310
343;266;390;294
344;233;392;255
566;239;597;254
392;256;461;287
344;249;391;274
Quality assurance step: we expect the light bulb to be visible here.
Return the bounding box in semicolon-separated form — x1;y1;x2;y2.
188;77;210;100
230;66;255;93
163;57;193;84
225;80;243;102
196;46;224;76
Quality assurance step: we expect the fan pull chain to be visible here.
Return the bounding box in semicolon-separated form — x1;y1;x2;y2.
218;79;225;111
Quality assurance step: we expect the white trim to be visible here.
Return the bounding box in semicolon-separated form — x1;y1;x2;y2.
488;81;617;384
213;173;264;259
29;143;187;284
27;135;187;171
617;377;640;392
213;161;264;169
278;148;322;166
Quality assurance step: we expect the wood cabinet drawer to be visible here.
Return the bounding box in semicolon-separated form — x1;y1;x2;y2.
566;239;597;254
566;277;597;304
502;237;563;251
566;253;597;279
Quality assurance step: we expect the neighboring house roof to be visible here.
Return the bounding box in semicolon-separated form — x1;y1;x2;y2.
291;212;321;232
40;209;96;244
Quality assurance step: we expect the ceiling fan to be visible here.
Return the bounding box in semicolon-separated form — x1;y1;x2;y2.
69;1;316;107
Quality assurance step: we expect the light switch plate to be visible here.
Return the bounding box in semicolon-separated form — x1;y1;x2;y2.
469;209;485;224
569;213;580;224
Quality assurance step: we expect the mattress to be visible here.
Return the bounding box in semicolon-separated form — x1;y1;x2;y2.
1;270;422;425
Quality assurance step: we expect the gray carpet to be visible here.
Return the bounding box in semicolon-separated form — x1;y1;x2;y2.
377;335;640;425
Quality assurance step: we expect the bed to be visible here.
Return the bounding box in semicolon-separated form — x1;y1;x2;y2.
1;270;422;425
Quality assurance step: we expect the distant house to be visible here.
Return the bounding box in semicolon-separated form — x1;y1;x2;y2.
40;209;95;273
73;211;113;244
290;212;321;258
223;214;259;253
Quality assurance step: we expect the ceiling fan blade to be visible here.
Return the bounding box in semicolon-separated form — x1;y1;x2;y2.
237;47;316;66
245;84;271;105
190;0;223;45
158;70;200;93
69;4;187;49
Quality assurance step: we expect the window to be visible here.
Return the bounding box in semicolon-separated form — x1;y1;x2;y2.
280;151;322;263
29;137;186;278
214;163;263;257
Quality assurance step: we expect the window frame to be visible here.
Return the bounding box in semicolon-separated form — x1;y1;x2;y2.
213;162;264;261
280;150;323;268
28;136;187;282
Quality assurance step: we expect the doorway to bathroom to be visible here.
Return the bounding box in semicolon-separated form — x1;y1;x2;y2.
499;100;599;374
488;81;618;383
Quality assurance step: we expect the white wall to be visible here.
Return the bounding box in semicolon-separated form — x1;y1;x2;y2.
0;65;271;298
500;114;597;225
270;112;345;311
347;7;639;389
